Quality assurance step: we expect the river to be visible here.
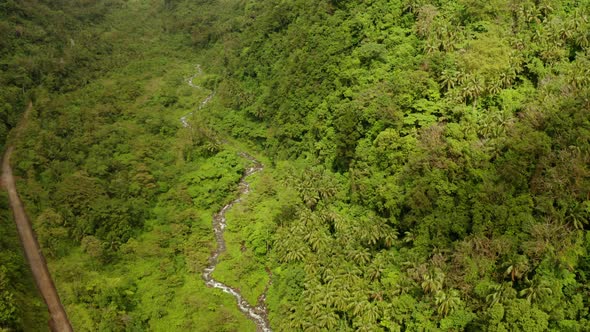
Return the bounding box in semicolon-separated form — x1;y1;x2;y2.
182;66;272;332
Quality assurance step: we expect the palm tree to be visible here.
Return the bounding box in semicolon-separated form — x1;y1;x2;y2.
435;289;461;317
486;282;515;307
349;294;369;316
274;228;305;263
463;75;485;107
287;305;305;331
363;303;381;324
402;231;416;244
499;69;516;88
299;183;320;210
362;223;382;246
558;18;573;40
330;286;350;311
321;266;335;284
333;212;349;235
503;255;530;282
421;270;444;294
455;71;467;85
291;166;339;210
487;79;503;95
360;220;398;249
336;266;363;291
305;300;325;318
439;24;460;52
424;39;440;54
301;318;323;332
403;0;426;14
317;311;339;330
519;277;552;304
283;241;308;262
564;200;590;230
392;277;416;296
350;247;371;265
381;226;398;249
404;259;428;283
304;256;320;275
439;70;458;91
291;213;309;234
305;229;330;253
519;4;538;24
575;32;589;49
366;259;385;282
356;322;381;332
569;8;589;36
538;1;554;18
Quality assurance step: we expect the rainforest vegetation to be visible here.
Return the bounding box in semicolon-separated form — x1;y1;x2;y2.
1;0;590;331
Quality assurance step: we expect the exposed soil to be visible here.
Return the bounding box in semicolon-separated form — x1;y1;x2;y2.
1;103;73;332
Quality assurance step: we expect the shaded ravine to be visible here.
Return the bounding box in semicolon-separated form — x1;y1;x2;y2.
182;66;272;332
1;103;74;332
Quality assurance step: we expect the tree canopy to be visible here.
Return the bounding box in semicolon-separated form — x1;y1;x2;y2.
1;0;590;330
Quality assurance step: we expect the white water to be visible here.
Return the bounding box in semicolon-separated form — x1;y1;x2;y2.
182;66;272;332
180;65;215;128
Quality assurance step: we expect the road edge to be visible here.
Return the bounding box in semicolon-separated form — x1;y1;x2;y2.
1;102;74;332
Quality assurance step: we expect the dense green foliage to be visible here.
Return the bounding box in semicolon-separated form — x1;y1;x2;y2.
2;0;261;330
2;0;590;331
0;192;47;331
200;0;590;330
0;1;121;330
0;0;119;150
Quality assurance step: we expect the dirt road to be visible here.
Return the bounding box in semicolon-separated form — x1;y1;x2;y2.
1;103;73;332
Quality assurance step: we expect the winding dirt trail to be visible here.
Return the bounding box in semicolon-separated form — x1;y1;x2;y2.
183;67;272;332
1;103;73;332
